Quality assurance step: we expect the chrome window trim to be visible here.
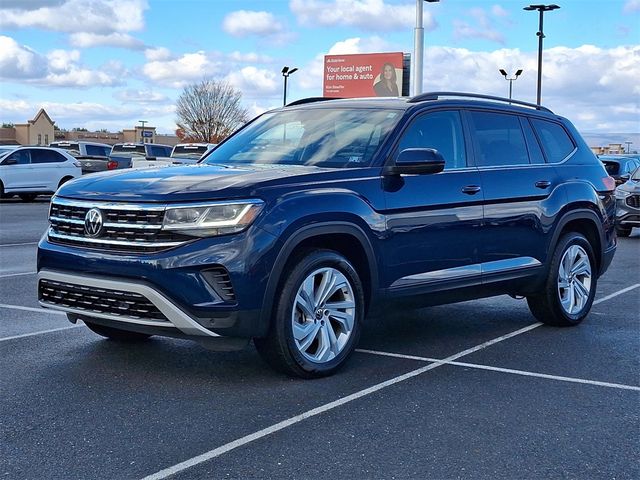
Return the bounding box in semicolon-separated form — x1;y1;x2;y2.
476;147;577;171
38;269;221;337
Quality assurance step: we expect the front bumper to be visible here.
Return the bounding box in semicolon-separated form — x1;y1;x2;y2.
616;195;640;227
37;224;280;339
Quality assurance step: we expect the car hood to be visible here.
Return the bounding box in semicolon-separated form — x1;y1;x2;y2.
617;180;640;194
56;163;339;202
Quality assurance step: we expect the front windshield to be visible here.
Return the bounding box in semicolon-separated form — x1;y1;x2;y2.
203;108;401;168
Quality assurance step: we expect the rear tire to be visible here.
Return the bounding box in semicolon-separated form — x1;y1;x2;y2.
527;233;597;326
616;226;632;237
254;250;364;378
84;320;152;342
19;193;38;202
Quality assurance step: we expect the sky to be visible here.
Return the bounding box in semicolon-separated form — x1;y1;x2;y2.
1;0;639;138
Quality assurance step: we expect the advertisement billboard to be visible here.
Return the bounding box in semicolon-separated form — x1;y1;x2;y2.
323;52;404;98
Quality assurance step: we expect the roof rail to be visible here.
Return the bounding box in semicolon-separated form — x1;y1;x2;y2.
408;91;553;113
285;97;340;107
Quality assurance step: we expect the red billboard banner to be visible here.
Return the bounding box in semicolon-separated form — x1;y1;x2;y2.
323;52;404;98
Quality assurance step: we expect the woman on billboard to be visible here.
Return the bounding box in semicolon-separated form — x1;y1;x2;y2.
373;63;399;97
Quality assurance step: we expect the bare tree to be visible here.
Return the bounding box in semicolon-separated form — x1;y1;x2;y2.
176;79;248;143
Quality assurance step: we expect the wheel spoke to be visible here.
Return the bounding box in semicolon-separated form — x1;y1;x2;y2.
314;269;336;308
295;322;321;352
327;308;354;332
574;278;590;302
324;320;340;355
570;256;591;278
325;300;355;310
316;324;332;362
295;291;315;319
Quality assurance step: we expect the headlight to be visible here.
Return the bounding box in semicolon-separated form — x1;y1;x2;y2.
163;200;264;237
615;189;631;199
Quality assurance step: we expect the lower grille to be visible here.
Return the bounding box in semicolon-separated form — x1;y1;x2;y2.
39;279;168;321
626;195;640;208
202;267;236;302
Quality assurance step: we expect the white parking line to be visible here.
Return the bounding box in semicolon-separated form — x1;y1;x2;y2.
0;325;81;343
0;303;65;315
0;242;38;247
356;350;640;392
140;283;640;480
0;271;36;278
140;322;541;480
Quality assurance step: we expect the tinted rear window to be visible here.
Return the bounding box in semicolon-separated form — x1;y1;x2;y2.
531;119;575;163
601;161;619;175
86;145;109;156
51;143;80;156
469;111;530;166
111;145;145;156
31;149;66;163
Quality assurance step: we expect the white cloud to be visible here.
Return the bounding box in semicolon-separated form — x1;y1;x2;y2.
69;32;145;50
114;89;169;104
222;10;284;37
0;0;148;34
143;51;216;88
0;37;123;87
623;0;640;13
491;5;509;18
225;67;279;98
0;36;48;79
47;49;81;71
290;0;436;32
227;51;273;64
144;47;172;61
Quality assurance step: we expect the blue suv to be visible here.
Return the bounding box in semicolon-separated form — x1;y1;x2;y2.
38;92;617;378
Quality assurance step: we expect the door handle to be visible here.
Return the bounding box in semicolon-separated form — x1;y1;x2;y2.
462;185;482;195
535;180;551;189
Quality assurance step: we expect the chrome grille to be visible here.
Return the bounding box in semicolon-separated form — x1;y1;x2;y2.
39;279;168;321
48;198;192;253
626;194;640;209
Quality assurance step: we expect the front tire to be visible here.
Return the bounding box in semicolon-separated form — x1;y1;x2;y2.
616;226;632;237
84;320;152;342
19;193;38;202
527;233;597;326
254;250;364;378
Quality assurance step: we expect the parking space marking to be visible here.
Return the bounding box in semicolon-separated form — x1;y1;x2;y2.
0;271;36;278
0;325;81;343
0;303;65;315
140;322;542;480
356;350;640;392
591;283;640;305
0;242;38;247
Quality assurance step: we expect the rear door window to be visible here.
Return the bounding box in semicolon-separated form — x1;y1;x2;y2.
531;119;575;163
468;111;530;167
31;149;66;163
520;118;546;164
397;110;467;169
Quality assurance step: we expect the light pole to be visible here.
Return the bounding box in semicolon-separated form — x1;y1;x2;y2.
524;4;560;106
413;0;439;96
281;66;298;106
139;120;147;143
499;69;523;100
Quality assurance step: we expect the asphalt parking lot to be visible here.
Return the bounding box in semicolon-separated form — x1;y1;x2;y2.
1;197;639;480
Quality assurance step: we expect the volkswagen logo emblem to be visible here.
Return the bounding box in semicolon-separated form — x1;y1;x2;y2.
84;208;103;237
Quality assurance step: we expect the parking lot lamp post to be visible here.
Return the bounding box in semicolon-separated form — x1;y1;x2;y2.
499;69;523;100
282;66;298;106
524;4;560;105
413;0;440;96
139;120;147;143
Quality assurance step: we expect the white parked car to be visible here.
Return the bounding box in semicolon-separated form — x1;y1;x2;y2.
0;147;82;201
131;143;217;169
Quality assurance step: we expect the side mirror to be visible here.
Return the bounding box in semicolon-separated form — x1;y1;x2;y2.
1;158;18;166
386;148;445;175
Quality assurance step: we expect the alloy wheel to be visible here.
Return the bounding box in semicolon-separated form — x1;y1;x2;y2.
291;267;356;363
557;245;592;315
